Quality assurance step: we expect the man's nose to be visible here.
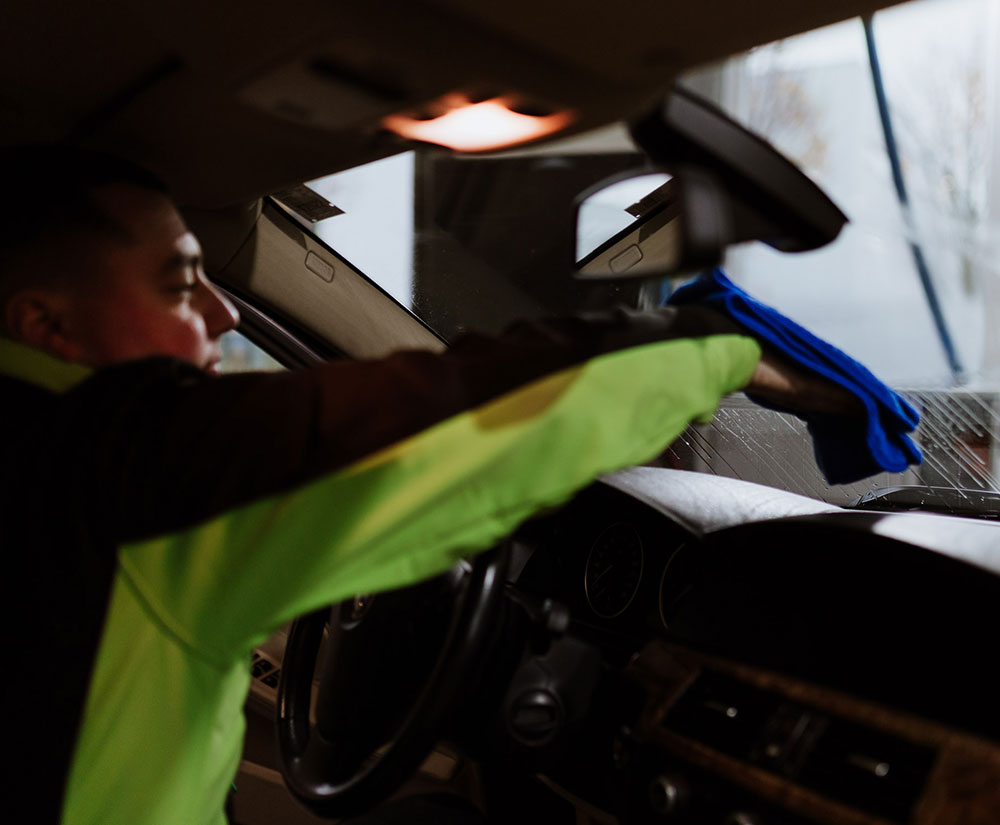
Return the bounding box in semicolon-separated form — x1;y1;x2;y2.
200;281;241;337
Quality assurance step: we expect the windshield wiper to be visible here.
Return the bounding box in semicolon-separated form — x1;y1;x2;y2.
850;485;999;520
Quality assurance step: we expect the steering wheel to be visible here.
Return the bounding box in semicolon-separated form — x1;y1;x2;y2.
277;547;509;819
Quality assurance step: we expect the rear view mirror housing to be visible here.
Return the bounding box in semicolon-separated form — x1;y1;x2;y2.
573;86;847;280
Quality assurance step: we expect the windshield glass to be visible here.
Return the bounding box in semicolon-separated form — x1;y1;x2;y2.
287;0;999;510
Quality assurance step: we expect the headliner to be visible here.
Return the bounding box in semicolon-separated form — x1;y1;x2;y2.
1;0;904;207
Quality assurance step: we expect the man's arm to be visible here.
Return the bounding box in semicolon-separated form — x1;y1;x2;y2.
117;331;762;658
60;304;855;656
65;305;746;542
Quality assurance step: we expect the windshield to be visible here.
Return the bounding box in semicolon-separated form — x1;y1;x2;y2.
285;0;999;510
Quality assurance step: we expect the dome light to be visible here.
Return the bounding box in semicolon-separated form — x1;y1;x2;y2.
383;95;573;152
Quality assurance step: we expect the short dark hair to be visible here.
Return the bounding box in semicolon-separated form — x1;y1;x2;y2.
0;145;168;306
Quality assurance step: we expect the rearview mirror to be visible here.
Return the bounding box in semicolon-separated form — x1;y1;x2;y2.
573;86;847;280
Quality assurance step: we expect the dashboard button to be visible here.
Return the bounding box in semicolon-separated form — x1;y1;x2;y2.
648;774;689;817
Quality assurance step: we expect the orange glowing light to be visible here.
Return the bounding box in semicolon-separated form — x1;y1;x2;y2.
383;97;574;152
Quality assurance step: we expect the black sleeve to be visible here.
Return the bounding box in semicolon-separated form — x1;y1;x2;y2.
57;305;745;542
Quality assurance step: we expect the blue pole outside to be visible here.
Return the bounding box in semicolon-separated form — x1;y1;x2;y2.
862;14;964;382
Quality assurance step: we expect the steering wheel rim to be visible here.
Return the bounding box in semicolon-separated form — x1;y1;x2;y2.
277;547;509;818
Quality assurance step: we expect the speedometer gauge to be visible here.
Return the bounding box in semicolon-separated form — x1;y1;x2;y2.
658;542;697;631
584;523;644;619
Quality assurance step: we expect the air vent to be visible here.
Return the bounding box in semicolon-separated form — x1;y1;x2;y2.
249;649;282;698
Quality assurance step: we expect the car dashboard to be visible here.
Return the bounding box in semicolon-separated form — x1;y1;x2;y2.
498;468;1000;824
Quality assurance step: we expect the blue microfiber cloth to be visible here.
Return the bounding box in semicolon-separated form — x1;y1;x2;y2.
668;268;921;485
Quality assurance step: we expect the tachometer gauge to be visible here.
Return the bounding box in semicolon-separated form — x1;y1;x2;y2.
584;523;644;619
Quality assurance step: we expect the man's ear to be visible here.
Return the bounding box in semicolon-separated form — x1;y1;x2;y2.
4;289;83;362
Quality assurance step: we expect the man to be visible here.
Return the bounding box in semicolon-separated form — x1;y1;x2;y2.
1;146;855;825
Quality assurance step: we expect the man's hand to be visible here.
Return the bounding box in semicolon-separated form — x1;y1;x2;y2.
746;344;865;417
671;306;864;417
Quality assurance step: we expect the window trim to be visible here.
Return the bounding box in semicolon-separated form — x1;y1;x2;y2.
216;284;334;369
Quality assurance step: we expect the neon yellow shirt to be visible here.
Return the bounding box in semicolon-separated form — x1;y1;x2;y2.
7;334;760;825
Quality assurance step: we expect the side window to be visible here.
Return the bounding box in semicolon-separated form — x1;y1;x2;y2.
217;330;285;373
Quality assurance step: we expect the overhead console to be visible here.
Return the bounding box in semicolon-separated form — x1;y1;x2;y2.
2;0;912;207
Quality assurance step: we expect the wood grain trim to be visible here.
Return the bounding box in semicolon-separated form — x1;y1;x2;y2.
626;641;1000;825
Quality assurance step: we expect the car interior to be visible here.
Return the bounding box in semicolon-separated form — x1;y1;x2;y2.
4;0;1000;823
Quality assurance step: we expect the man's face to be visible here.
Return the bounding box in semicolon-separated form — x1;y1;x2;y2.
59;184;240;373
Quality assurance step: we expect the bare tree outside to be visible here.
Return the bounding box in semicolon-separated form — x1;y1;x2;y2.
891;43;990;296
745;43;829;175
